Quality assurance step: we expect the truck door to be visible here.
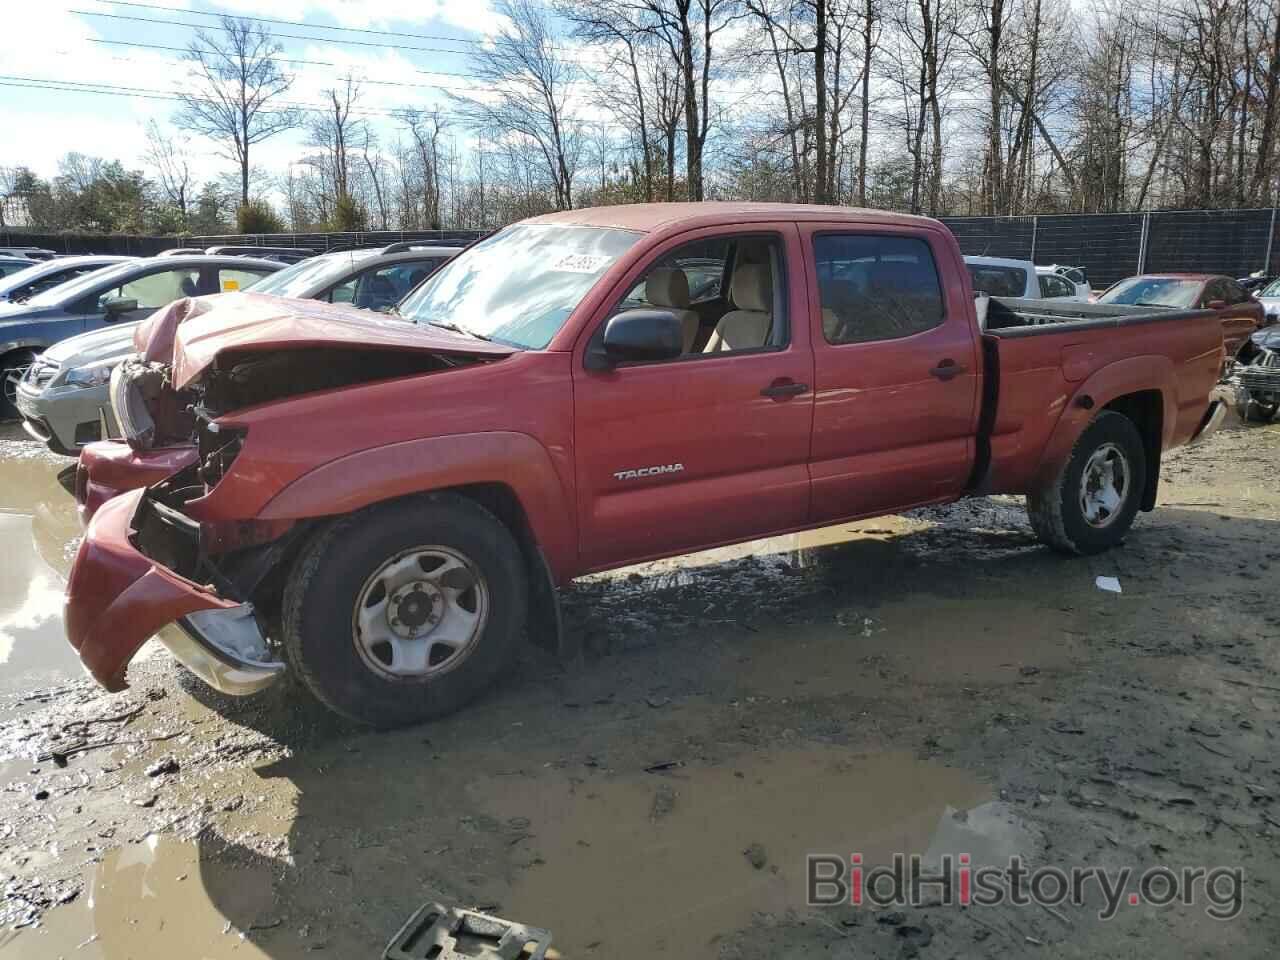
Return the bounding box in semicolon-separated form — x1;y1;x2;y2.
572;224;814;570
801;224;981;522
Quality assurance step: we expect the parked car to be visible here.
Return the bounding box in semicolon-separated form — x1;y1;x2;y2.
1;254;282;429
18;245;459;456
1095;273;1264;365
65;202;1229;727
0;255;134;304
1238;271;1275;293
0;256;37;278
1253;276;1280;324
246;242;464;308
964;256;1089;301
1236;326;1280;422
0;246;56;261
203;245;315;264
1037;264;1091;300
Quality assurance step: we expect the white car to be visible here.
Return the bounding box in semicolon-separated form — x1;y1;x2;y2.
1255;277;1280;324
964;256;1090;301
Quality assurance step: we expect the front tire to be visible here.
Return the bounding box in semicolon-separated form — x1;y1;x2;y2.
1027;411;1147;555
1243;399;1279;423
0;349;35;421
282;494;528;727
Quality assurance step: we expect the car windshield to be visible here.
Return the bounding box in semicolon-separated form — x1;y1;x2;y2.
24;259;145;306
1098;277;1201;308
1260;278;1280;297
398;224;641;349
250;251;373;298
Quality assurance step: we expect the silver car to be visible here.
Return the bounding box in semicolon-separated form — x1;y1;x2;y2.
0;255;135;303
15;255;282;454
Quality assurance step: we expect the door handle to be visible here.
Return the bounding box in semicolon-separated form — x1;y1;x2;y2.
761;379;808;399
929;359;966;381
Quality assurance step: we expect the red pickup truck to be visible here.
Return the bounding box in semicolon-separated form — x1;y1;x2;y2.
65;203;1230;727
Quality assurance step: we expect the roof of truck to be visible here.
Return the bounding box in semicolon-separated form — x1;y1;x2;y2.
524;202;938;233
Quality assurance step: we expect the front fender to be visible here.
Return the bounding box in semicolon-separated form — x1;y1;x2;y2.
1033;354;1177;491
255;431;578;581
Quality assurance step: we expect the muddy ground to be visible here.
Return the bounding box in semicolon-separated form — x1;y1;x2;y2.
1;417;1279;958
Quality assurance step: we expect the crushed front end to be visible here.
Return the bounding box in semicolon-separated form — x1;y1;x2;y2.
65;433;305;696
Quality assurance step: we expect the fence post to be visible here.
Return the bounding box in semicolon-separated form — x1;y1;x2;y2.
1137;213;1151;274
1265;207;1277;275
1029;216;1038;263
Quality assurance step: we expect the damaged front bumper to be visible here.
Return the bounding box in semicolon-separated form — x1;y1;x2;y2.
65;488;285;695
72;440;199;525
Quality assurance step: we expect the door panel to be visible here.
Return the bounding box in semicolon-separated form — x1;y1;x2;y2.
803;224;981;523
573;224;814;570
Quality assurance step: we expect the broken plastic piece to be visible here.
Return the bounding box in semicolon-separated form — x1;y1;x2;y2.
1094;575;1122;594
384;902;553;960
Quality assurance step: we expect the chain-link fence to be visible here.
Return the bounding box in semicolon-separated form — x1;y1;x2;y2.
7;209;1280;288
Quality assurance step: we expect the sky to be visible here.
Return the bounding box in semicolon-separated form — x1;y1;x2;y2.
0;0;531;187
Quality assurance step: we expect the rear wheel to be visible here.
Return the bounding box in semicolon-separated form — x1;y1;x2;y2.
1027;411;1147;555
282;494;528;727
0;349;35;421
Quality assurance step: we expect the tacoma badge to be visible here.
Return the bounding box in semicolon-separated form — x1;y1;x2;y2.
613;463;685;481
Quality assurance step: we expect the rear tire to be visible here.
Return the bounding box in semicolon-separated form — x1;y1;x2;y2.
1027;411;1147;555
282;493;528;727
0;349;35;421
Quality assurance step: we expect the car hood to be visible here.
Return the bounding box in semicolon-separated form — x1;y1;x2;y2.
44;322;139;366
163;293;516;388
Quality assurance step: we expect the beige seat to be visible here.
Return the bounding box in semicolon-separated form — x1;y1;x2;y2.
704;262;773;352
645;268;700;353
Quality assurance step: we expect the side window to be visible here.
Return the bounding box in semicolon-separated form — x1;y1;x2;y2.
218;267;271;292
816;235;945;345
605;234;785;359
328;263;434;312
1202;280;1226;307
114;269;200;309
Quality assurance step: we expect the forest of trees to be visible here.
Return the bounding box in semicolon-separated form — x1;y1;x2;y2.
3;0;1279;235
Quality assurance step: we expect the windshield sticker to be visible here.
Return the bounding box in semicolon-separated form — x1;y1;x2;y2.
551;253;614;274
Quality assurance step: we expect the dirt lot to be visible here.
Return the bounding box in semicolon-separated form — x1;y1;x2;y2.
1;417;1279;959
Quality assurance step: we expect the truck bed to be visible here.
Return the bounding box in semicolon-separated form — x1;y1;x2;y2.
982;297;1213;336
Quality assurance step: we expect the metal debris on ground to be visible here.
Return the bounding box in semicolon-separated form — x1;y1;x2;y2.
384;902;556;959
1094;576;1122;593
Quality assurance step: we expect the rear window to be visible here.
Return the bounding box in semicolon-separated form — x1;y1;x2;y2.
967;264;1029;298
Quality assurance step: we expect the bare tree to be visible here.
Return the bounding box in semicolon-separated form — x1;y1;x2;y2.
175;15;300;207
142;121;194;224
453;0;581;210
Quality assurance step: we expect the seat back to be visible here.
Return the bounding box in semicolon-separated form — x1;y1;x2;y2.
645;267;700;353
704;262;773;352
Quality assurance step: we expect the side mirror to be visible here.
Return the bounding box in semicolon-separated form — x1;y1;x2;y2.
595;309;684;368
102;297;139;318
1206;299;1227;310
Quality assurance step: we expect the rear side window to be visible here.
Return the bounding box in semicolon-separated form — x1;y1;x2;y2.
815;235;945;344
967;264;1028;298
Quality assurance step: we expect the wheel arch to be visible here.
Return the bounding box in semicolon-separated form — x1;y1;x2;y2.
1034;356;1176;512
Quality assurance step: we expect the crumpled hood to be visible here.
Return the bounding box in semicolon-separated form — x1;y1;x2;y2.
151;293;515;388
44;322;139;366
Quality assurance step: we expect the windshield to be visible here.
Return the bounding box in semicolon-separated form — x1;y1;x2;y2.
25;259;145;306
397;224;640;349
1260;278;1280;298
249;251;372;298
1098;277;1201;308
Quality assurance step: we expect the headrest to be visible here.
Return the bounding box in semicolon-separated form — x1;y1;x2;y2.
646;268;690;309
731;263;771;312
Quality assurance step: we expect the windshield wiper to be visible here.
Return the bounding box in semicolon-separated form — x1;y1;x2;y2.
1133;301;1174;308
425;319;492;341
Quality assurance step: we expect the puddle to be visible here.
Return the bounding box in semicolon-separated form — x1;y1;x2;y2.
0;834;275;959
472;748;994;958
0;445;87;698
